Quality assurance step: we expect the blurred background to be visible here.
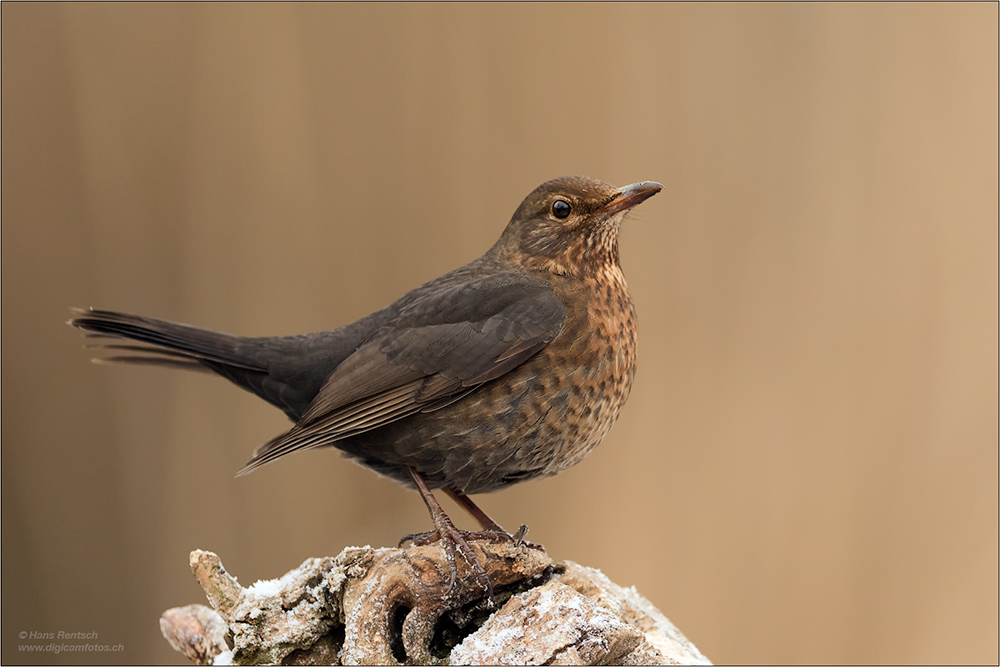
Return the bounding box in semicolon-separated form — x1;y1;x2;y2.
2;3;997;665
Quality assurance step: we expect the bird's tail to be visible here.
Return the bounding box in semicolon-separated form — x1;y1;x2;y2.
67;307;266;372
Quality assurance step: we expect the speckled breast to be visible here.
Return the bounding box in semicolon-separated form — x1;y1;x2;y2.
347;263;638;495
517;264;638;483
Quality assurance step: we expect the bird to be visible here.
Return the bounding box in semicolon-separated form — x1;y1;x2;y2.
69;175;662;596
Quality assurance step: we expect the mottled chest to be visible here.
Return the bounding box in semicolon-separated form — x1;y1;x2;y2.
523;264;637;472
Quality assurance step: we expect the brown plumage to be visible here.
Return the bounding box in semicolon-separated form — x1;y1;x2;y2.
69;175;662;594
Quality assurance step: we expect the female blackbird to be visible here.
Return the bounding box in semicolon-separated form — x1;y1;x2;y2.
70;175;662;595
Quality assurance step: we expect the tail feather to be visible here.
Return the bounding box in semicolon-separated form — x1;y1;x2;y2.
86;342;212;371
68;308;265;371
92;355;211;372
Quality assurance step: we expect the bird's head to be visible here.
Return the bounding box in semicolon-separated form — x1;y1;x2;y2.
491;176;662;278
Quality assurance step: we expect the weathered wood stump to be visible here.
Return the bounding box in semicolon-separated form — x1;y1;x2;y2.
160;543;710;665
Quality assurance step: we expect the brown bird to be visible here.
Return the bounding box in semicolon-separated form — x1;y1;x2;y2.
69;175;662;595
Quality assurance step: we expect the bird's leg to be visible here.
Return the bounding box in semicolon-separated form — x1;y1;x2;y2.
444;488;540;549
400;468;493;599
444;487;506;532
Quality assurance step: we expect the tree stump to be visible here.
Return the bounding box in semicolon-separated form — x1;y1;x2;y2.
160;543;710;665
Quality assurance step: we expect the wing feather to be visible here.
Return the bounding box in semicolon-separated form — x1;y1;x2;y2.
238;272;566;475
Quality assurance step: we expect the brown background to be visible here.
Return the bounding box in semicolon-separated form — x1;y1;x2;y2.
2;3;997;665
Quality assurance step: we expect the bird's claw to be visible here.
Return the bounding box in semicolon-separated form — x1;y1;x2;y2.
400;526;495;602
398;530;439;548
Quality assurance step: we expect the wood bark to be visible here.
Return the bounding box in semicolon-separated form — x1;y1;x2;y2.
160;543;710;665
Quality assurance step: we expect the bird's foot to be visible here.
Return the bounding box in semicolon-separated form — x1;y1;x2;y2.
400;523;496;603
462;524;546;552
401;524;543;551
403;469;547;605
399;523;545;606
440;487;546;551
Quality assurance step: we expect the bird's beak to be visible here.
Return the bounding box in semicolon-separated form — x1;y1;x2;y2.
603;181;663;216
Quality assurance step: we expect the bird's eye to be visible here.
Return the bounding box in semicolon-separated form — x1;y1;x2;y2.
552;200;571;219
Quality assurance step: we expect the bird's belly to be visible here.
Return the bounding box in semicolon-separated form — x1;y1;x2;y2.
336;312;636;495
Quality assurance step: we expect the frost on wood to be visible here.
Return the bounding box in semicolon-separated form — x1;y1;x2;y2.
160;544;710;666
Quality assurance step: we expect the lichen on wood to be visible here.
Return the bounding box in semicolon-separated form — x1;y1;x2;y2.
160;542;710;665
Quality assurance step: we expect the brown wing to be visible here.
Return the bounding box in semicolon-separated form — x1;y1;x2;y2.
237;273;566;475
